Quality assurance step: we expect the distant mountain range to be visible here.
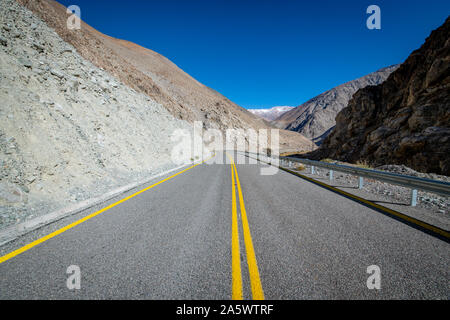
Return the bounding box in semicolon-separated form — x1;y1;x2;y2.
272;65;399;144
249;106;294;121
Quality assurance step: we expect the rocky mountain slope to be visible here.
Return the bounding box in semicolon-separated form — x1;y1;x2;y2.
273;65;398;144
17;0;313;152
316;17;450;175
0;0;314;228
249;106;294;121
0;0;201;227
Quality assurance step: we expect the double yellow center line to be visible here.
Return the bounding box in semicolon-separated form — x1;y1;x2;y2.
1;153;265;300
228;153;264;300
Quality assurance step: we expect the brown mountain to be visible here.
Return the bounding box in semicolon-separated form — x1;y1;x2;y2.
315;17;450;175
17;0;313;152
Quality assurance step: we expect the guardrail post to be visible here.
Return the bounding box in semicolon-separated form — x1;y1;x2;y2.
311;165;315;174
329;170;333;181
411;189;418;207
358;177;364;189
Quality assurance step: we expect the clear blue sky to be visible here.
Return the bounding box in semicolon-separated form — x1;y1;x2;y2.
57;0;450;109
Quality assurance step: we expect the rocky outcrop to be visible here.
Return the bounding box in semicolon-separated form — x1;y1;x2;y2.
316;17;450;175
273;66;398;144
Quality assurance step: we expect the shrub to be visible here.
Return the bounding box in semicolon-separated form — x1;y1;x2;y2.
355;160;372;169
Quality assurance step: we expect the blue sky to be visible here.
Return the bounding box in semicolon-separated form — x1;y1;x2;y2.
57;0;450;109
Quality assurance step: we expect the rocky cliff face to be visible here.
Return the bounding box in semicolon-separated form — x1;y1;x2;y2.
317;17;450;175
273;66;398;144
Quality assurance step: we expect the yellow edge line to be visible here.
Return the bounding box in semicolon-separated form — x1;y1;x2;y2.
230;155;243;300
253;155;449;240
231;157;265;300
0;157;213;265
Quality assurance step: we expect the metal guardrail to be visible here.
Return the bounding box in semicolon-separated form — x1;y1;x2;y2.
243;152;450;207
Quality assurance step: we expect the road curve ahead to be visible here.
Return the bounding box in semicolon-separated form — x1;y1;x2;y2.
0;152;448;299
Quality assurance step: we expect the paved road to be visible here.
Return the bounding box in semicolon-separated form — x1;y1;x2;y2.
0;152;448;299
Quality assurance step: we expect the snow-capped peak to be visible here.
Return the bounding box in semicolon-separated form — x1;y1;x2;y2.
249;106;294;121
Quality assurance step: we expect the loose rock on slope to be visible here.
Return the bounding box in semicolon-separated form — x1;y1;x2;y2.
0;0;196;227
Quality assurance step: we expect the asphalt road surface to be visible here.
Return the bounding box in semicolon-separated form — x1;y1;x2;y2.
0;152;448;299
